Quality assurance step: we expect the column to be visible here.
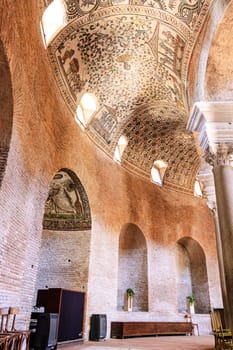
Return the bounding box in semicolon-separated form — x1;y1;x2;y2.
187;102;233;332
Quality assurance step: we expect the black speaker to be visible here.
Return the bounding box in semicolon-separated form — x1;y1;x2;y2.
89;314;107;341
30;313;58;350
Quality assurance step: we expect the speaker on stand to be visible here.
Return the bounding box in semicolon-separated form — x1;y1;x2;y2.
89;314;107;341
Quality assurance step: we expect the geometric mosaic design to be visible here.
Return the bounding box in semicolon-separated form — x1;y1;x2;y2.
120;102;200;192
44;0;211;194
43;168;91;231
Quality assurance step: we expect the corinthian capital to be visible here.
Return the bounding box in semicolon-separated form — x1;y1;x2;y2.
205;143;233;166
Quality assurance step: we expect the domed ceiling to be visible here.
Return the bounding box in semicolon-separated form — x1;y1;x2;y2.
44;0;211;193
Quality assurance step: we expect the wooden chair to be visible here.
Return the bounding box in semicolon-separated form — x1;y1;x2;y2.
0;308;10;334
210;309;233;350
0;308;30;350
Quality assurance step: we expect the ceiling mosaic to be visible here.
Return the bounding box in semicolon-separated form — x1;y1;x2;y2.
46;0;211;193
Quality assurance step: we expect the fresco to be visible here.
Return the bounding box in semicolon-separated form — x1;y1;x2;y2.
43;169;91;231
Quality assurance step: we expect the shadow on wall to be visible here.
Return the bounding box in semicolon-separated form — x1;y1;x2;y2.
0;39;13;187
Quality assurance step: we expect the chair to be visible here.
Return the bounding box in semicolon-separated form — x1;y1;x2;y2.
0;307;30;350
210;309;233;350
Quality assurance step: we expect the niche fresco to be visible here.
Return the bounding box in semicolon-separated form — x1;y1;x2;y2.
43;168;91;230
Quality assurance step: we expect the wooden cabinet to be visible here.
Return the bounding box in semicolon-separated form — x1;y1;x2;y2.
111;321;193;338
36;288;85;343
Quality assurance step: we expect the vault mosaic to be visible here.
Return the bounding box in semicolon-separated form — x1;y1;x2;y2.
45;0;211;193
120;103;200;192
43;168;91;231
60;0;207;29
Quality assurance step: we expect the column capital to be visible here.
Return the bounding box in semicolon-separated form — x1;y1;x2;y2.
204;143;233;166
187;101;233;153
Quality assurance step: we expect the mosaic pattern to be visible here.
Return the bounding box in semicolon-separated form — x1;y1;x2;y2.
118;103;200;191
45;0;212;193
61;0;207;29
43;168;91;231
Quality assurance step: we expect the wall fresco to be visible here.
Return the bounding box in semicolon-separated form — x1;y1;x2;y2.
43;168;91;231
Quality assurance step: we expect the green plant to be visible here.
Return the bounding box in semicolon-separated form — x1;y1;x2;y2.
187;295;196;305
126;288;135;297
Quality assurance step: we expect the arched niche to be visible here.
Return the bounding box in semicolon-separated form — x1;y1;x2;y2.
35;168;92;295
0;39;13;186
176;237;210;314
117;223;148;311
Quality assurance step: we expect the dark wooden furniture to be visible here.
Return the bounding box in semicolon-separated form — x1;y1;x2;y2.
36;288;85;343
111;321;193;338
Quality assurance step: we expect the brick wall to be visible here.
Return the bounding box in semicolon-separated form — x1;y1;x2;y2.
0;1;223;339
35;229;91;301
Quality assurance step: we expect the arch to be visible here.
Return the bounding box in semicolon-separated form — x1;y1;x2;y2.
117;223;148;311
43;168;91;230
36;168;92;293
0;39;13;186
176;237;210;314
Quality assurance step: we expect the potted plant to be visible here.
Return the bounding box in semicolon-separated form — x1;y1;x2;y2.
125;288;135;311
187;295;196;314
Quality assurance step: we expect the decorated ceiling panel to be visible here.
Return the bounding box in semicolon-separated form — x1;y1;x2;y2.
46;0;211;193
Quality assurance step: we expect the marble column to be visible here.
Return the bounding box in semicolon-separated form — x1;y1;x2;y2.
187;102;233;331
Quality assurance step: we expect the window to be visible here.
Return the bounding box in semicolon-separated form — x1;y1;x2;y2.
41;0;67;46
194;179;203;197
75;93;98;129
114;136;128;162
151;160;168;185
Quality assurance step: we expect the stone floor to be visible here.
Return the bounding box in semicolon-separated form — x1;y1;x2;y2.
58;336;215;350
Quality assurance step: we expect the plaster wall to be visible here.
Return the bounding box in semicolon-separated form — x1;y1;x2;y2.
0;0;223;337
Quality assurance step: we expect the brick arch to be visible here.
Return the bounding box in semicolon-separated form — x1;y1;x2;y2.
0;39;13;187
117;223;148;311
176;236;210;314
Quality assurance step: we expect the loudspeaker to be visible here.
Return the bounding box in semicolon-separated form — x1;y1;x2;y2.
30;313;58;350
89;314;107;341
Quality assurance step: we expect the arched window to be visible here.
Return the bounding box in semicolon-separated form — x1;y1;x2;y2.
114;135;128;162
75;93;98;130
151;160;168;185
194;179;203;197
41;0;67;46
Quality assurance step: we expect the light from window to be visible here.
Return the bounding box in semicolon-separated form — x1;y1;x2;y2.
194;180;203;197
75;93;98;129
114;136;128;162
151;160;168;186
41;0;67;46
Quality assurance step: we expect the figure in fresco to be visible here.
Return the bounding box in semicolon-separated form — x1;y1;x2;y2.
45;171;84;217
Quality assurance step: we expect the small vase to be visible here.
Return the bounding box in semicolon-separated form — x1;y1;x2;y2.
127;296;133;311
124;295;133;311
